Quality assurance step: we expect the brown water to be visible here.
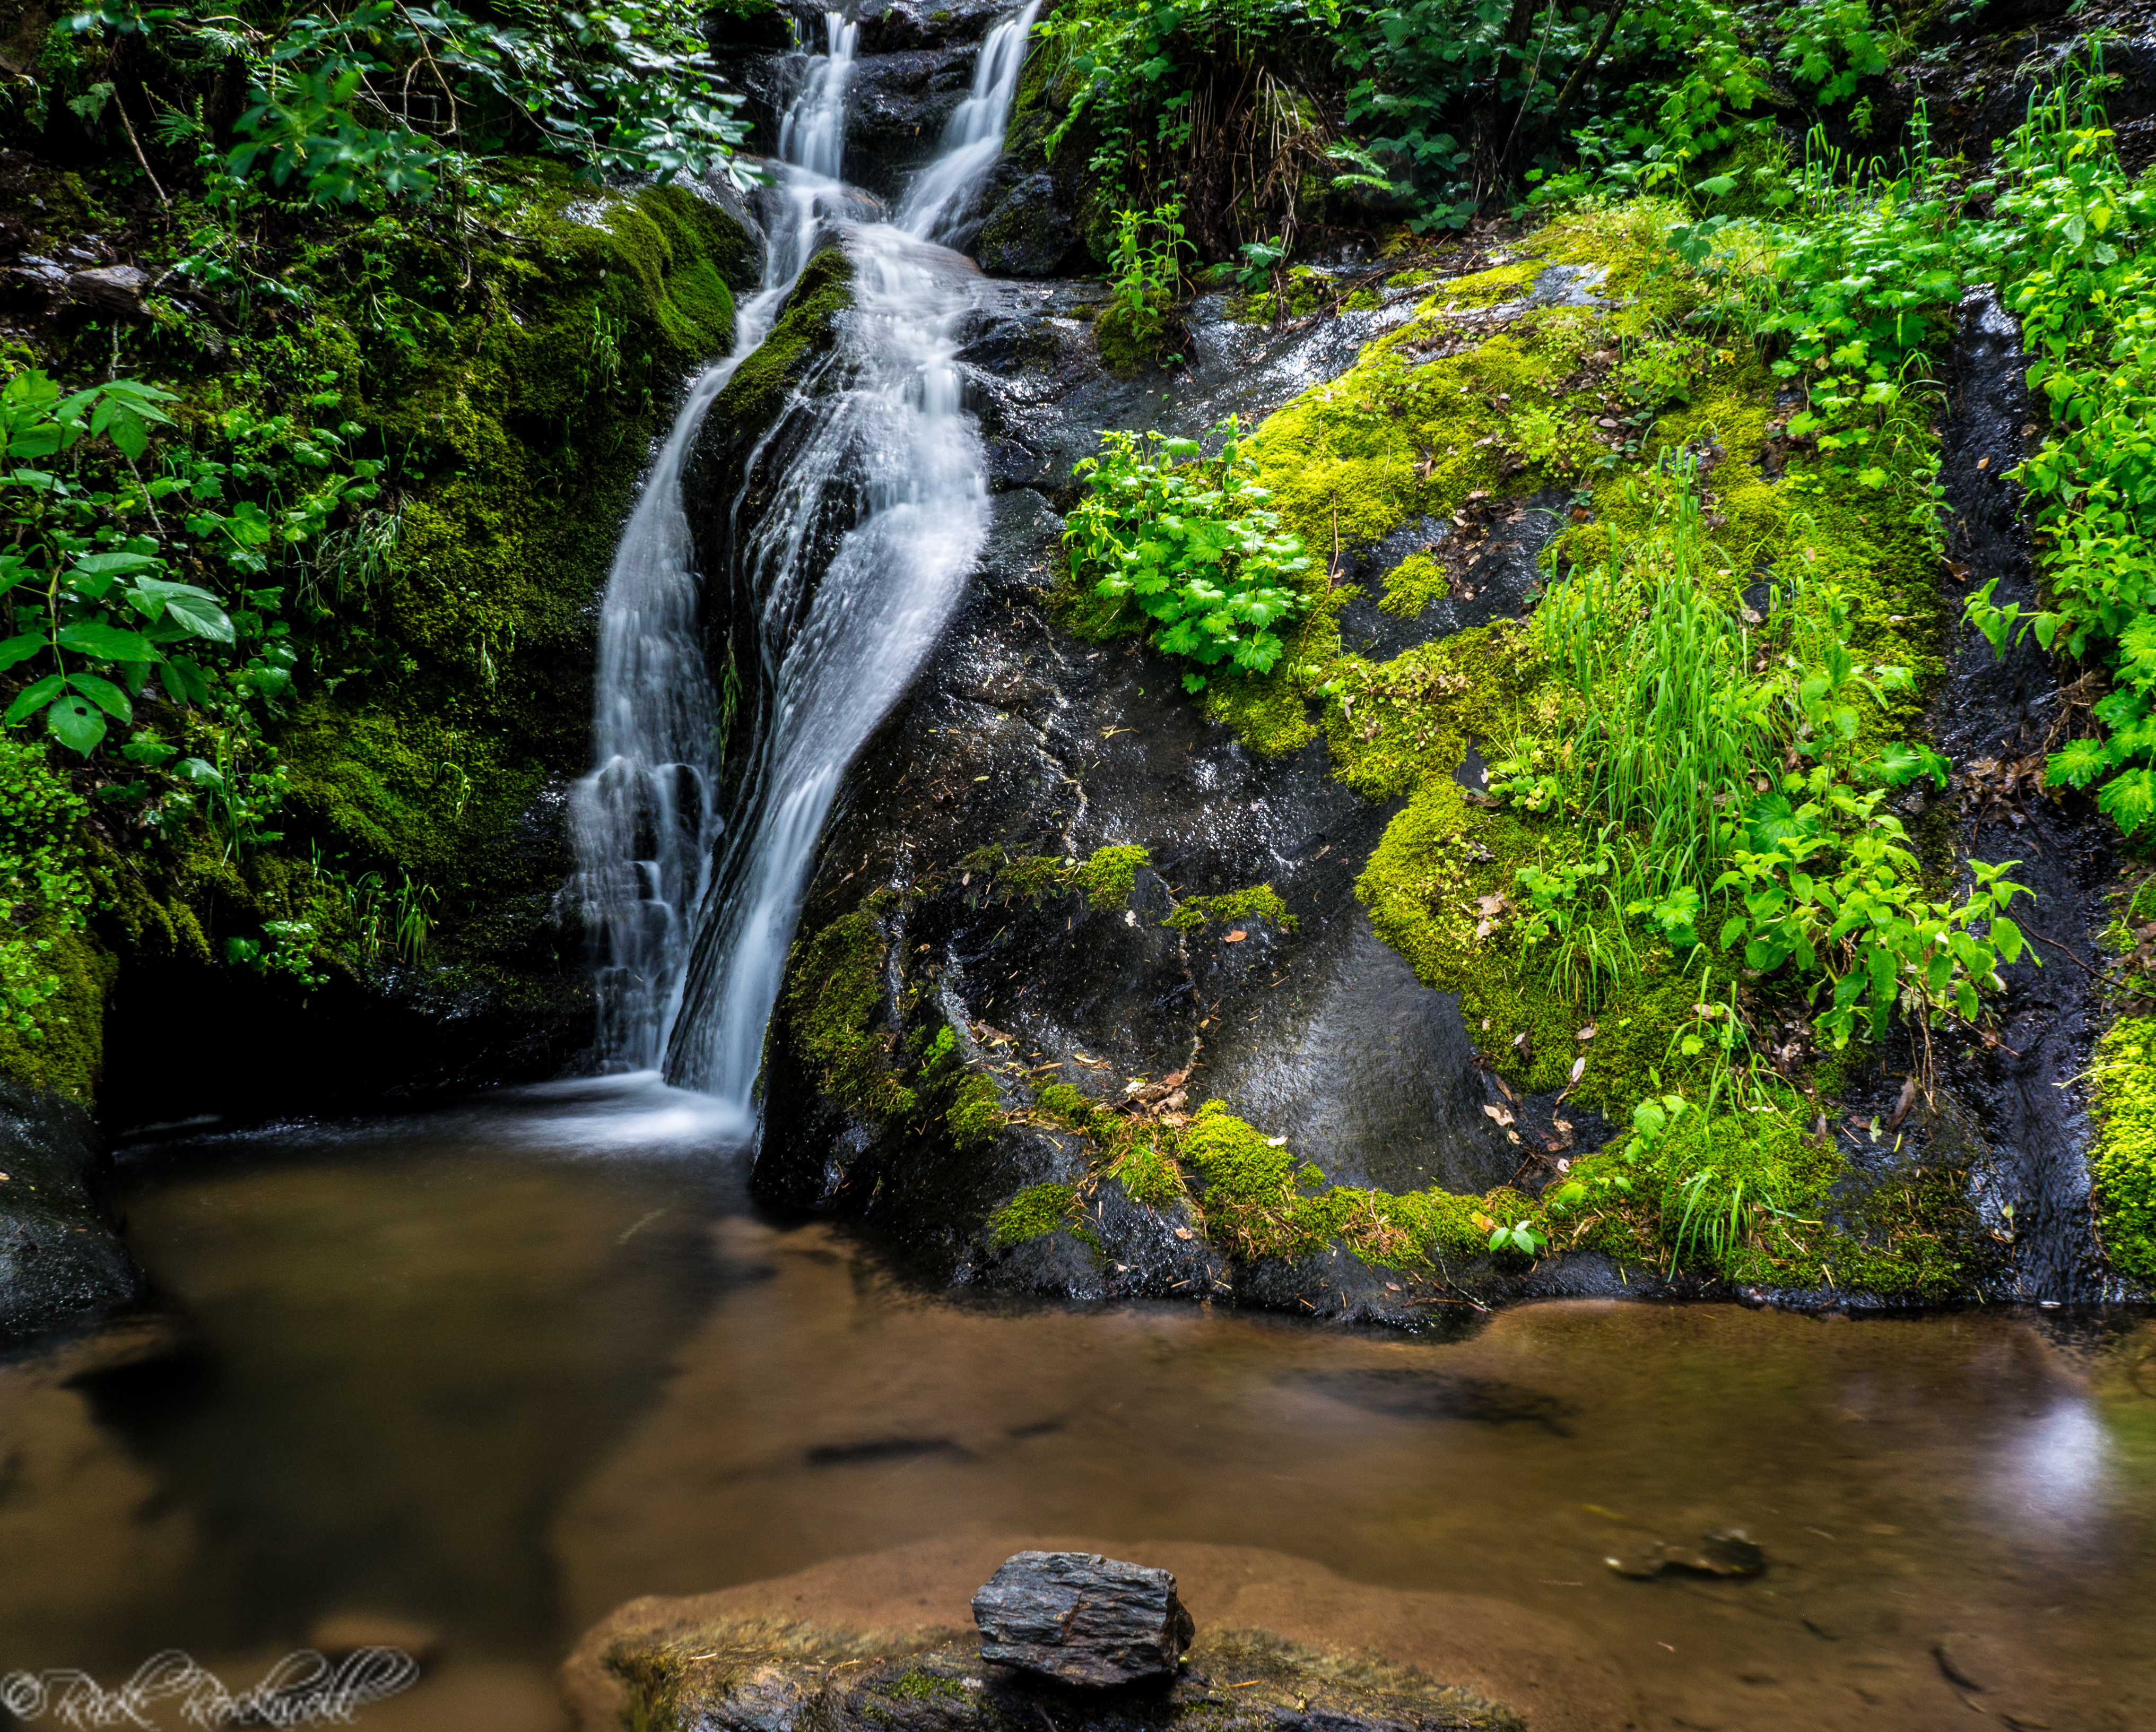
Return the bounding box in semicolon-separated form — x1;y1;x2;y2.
4;1076;2153;1731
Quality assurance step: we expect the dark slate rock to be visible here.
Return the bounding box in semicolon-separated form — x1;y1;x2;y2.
67;263;148;316
856;0;1013;53
974;173;1081;277
973;1552;1194;1687
0;1075;142;1341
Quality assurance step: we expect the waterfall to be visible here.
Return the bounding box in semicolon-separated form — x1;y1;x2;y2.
659;8;1044;1105
897;2;1046;244
566;11;864;1071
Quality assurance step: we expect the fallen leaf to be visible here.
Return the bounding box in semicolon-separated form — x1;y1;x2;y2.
1569;1056;1586;1084
1224;930;1247;942
1577;1024;1597;1042
1483;1103;1516;1127
1173;1226;1194;1240
1265;1135;1288;1147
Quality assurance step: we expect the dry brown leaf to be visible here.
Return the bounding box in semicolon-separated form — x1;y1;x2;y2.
1224;930;1248;942
1482;1103;1516;1128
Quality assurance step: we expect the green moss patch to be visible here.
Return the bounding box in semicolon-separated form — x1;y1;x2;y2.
1071;844;1151;909
1378;552;1450;617
2093;1017;2156;1285
1161;883;1295;933
990;1182;1080;1247
776;910;916;1122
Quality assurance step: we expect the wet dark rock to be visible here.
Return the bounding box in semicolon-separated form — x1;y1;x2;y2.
857;0;1013;53
973;172;1084;277
100;775;593;1129
0;1074;142;1342
844;48;983;204
973;1552;1194;1686
724;272;1625;1318
1927;286;2121;1300
747;489;1570;1300
564;1615;1526;1732
67;262;149;316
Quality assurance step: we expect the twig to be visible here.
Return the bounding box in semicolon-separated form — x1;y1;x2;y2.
2019;921;2134;991
117;93;169;208
1497;0;1563;170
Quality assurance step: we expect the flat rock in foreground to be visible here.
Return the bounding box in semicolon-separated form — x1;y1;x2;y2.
564;1615;1523;1732
973;1551;1193;1686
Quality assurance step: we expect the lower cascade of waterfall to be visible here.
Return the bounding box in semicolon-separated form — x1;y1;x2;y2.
568;5;1041;1109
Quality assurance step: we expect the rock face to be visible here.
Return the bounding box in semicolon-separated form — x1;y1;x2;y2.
973;1553;1194;1687
0;1075;141;1340
723;267;1635;1321
563;1616;1524;1732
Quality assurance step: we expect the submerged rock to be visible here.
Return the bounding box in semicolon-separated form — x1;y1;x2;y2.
1604;1529;1766;1580
563;1615;1524;1732
973;1552;1194;1686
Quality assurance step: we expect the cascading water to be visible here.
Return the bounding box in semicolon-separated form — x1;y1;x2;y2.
897;2;1045;244
571;4;1042;1106
566;11;864;1071
664;8;1045;1106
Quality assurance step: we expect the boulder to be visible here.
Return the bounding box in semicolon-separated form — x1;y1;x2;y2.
973;1552;1194;1687
563;1614;1525;1732
973;172;1081;276
0;1074;143;1342
67;263;150;316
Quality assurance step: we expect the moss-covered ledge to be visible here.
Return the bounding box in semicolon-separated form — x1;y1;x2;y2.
1;165;759;1121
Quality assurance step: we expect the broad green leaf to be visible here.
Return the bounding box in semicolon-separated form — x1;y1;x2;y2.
45;692;108;755
2046;738;2112;789
0;631;46;672
1991;916;2025;966
65;671;131;721
128;577;234;641
71;550;160;576
3;672;66;726
54;619;159;661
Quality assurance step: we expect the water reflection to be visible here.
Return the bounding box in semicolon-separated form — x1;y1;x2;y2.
0;1087;2150;1732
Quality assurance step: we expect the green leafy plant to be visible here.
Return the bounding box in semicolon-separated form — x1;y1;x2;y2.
65;0;755;206
1485;1216;1546;1257
1097;200;1192;367
1065;415;1312;690
1711;791;2029;1046
1775;0;1892;107
225;918;328;992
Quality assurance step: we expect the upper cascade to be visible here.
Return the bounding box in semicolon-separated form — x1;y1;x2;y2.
897;1;1046;245
572;4;1041;1094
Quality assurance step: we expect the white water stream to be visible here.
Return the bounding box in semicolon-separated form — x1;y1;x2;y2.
570;6;1040;1108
